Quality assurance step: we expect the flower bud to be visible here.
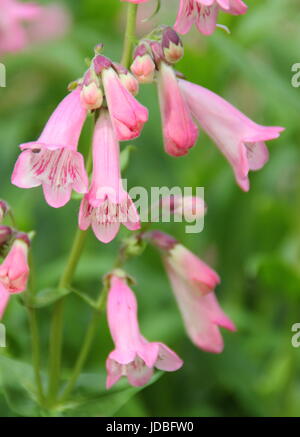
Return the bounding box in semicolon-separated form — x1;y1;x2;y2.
0;201;9;222
119;72;139;96
162;27;184;64
80;82;103;110
0;226;13;246
131;44;155;84
143;230;177;251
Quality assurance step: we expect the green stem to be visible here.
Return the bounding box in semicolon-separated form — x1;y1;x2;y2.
121;3;138;68
59;288;108;402
47;228;88;404
27;307;45;404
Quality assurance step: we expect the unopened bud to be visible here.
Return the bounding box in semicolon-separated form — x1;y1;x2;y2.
143;230;177;251
119;72;139;95
80;82;103;110
0;226;13;246
0;201;9;222
162;27;184;64
15;232;31;247
131;44;156;84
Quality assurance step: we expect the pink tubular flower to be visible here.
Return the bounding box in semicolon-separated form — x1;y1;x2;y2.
178;79;284;191
164;244;236;353
79;110;140;244
157;62;198;157
11;88;89;208
101;65;148;141
146;231;235;353
0;235;30;319
106;274;183;389
174;0;248;36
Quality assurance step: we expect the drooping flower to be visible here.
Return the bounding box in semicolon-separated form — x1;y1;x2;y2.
157;62;198;156
106;274;183;389
146;231;236;353
178;79;284;191
0;234;30;319
101;63;148;141
79;110;140;244
174;0;248;36
12;88;89;208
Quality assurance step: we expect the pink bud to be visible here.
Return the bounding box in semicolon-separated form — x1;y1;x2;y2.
119;72;139;96
80;82;103;110
0;237;30;318
131;45;156;84
161;27;184;64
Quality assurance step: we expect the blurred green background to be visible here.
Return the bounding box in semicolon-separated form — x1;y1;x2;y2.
0;0;300;417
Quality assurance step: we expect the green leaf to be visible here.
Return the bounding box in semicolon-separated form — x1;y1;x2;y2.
57;371;163;417
30;287;71;308
0;355;43;417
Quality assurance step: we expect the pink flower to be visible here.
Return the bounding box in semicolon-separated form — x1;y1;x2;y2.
0;0;41;55
12;88;89;208
0;1;70;56
146;231;235;353
157;62;198;156
79;110;140;244
0;235;30;319
101;65;148;141
179;79;284;191
163;244;236;353
106;274;183;389
174;0;248;36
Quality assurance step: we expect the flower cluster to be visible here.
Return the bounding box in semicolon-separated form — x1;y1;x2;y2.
7;1;285;392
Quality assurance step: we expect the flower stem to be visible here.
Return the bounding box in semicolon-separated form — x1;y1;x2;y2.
27;307;45;404
121;3;138;68
59;287;108;402
47;227;88;404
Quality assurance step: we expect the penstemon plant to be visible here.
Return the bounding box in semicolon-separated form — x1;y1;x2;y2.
0;0;285;417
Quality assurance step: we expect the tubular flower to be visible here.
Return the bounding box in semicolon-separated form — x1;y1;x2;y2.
106;274;183;389
11;88;89;208
174;0;248;36
157;62;198;156
92;55;148;141
179;79;284;191
147;231;236;353
0;235;30;319
79;110;140;244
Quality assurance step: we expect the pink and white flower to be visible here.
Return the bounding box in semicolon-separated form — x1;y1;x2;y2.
79;110;140;244
179;79;284;191
106;274;183;389
0;235;30;319
12;88;89;208
174;0;248;36
163;243;236;353
157;62;198;156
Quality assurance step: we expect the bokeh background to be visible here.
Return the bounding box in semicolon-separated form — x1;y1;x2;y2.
0;0;300;417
